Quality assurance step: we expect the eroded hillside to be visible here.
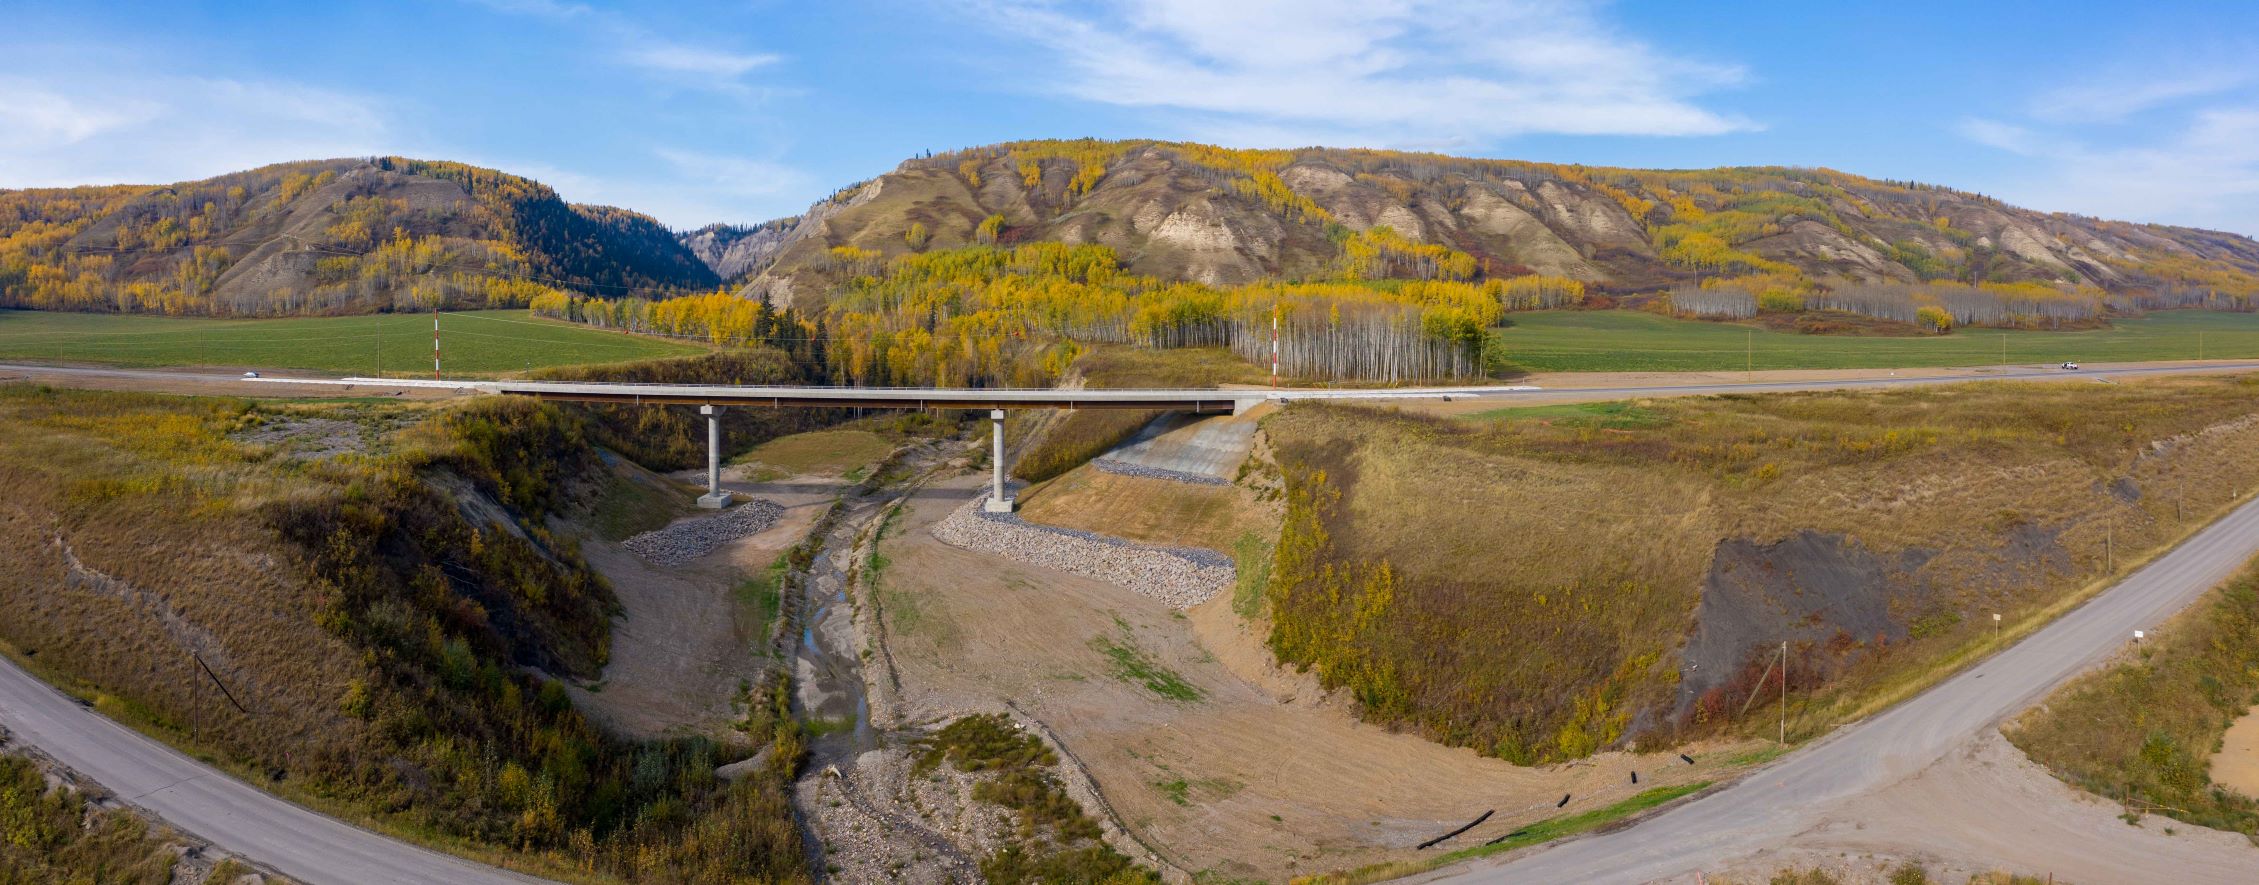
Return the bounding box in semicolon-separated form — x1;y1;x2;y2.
735;140;2259;310
1257;375;2259;762
0;157;717;316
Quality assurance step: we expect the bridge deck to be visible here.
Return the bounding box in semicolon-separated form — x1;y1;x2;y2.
285;377;1538;413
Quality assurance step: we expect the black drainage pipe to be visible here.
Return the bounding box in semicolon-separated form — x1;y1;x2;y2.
1416;809;1494;850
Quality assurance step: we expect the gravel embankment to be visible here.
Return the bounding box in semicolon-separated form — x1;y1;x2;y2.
622;498;785;566
1091;457;1230;486
930;495;1232;608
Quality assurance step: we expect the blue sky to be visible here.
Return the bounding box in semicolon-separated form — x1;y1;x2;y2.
5;1;2258;234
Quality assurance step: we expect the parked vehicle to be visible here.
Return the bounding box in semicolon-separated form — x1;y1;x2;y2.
2059;362;2079;370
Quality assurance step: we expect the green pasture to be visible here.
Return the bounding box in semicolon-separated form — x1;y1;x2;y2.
0;309;703;376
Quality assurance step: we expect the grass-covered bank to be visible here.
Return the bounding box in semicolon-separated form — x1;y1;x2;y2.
1491;309;2259;373
0;308;702;375
2008;557;2259;841
0;385;806;882
1259;373;2259;764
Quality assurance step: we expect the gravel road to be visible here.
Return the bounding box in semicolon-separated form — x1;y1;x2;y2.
0;656;549;885
1428;493;2259;884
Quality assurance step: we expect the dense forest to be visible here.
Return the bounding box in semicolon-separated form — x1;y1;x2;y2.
537;241;1590;383
0;158;716;316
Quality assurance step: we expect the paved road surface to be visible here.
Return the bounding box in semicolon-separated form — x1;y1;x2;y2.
1431;493;2259;884
10;359;2259;406
0;657;547;884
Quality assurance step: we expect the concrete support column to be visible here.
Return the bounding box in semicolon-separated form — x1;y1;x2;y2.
984;408;1014;513
697;405;732;509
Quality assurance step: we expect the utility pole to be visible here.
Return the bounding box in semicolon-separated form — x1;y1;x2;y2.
1746;329;1753;380
2000;332;2007;368
2199;330;2206;361
1779;640;1788;746
1271;300;1280;389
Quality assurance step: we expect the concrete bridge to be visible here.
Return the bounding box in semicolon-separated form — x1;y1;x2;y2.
259;376;1537;511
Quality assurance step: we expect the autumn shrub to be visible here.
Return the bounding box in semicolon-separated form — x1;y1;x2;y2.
917;714;1155;884
0;753;178;884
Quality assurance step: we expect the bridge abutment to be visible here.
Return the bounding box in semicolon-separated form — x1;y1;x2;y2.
984;408;1014;513
697;404;733;509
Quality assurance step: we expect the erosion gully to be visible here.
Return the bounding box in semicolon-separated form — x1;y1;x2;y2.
781;441;973;878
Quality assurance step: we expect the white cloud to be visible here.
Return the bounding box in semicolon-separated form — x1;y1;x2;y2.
463;0;592;19
1961;104;2259;235
619;44;781;78
464;0;780;90
957;0;1750;146
1955;118;2038;155
2029;68;2252;124
0;84;152;148
654;148;811;198
0;75;391;187
483;149;814;227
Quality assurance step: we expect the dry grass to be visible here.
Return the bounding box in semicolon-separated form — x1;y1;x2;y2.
0;749;181;884
1018;466;1272;554
0;384;807;883
2006;555;2259;840
730;429;895;478
1261;373;2259;762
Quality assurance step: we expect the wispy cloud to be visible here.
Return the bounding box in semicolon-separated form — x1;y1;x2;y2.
955;0;1750;147
2028;68;2253;124
481;148;813;227
1962;102;2259;234
619;44;780;78
1954;47;2259;234
465;0;780;90
0;75;391;187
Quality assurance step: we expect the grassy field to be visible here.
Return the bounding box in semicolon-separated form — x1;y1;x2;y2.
1260;373;2259;764
1492;309;2259;373
0;308;704;375
729;429;896;479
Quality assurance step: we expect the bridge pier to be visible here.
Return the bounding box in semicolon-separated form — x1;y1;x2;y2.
984;408;1014;513
697;404;732;509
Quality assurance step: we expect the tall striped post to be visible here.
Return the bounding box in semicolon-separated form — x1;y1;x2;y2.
1270;301;1280;388
432;315;440;380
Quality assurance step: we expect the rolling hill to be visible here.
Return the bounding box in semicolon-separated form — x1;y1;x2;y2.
723;140;2259;312
0;157;718;316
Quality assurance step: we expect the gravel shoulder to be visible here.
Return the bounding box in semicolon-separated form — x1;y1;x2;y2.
1706;730;2259;884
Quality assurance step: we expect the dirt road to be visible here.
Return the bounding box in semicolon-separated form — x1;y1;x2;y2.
1425;493;2259;884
